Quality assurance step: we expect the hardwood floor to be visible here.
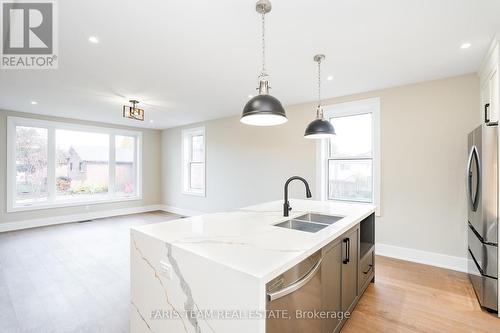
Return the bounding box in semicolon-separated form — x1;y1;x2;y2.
342;256;499;333
1;213;498;333
0;211;179;333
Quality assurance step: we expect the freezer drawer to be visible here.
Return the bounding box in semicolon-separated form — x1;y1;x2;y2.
468;249;498;311
468;224;498;278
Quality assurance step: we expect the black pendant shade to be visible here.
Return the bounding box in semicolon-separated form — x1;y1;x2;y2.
304;54;336;139
241;0;287;127
241;94;288;126
304;118;335;139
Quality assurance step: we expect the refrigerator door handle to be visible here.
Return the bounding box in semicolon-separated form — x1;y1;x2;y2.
485;103;491;123
467;145;480;212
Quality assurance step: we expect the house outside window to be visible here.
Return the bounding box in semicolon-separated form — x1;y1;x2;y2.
317;98;380;215
182;127;205;196
7;117;142;212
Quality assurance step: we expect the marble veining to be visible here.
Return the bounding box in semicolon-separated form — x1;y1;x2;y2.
173;238;306;253
132;236;190;332
132;301;154;333
166;242;201;332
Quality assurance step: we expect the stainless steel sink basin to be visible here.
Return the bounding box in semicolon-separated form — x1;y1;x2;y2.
273;213;344;233
294;213;344;225
274;219;329;233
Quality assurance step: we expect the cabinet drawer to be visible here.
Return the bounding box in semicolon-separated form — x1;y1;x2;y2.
359;250;374;291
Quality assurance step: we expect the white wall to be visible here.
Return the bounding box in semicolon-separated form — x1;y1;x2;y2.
0;110;162;225
162;74;480;260
161;100;316;214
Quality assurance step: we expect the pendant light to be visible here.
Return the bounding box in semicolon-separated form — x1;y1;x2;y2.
304;54;336;139
241;0;287;126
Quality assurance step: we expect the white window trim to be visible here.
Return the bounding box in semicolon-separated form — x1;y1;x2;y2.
6;116;143;212
315;97;381;216
181;126;206;197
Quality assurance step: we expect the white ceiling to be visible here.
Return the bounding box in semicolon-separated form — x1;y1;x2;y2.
1;0;500;129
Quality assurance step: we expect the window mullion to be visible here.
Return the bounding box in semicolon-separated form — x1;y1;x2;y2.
47;127;56;203
7;120;17;210
134;136;140;197
188;135;193;190
109;134;116;197
328;158;373;162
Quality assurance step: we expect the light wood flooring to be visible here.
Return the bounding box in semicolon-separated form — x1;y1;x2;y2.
1;212;498;332
343;256;499;333
0;211;179;333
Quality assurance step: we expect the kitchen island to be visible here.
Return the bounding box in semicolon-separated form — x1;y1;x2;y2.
130;199;376;333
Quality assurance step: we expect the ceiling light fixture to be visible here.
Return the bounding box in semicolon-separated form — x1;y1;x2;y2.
31;101;38;105
88;36;99;44
304;54;336;139
241;0;287;126
123;100;145;121
460;42;471;49
327;75;333;81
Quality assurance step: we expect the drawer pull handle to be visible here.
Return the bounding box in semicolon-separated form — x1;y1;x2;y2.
343;238;350;264
363;264;373;275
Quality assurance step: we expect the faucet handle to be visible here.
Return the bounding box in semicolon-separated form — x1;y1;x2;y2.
288;206;292;211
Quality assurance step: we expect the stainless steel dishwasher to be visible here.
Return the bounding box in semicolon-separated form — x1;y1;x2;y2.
266;251;323;333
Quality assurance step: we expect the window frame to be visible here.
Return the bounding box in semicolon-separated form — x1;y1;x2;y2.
315;98;381;215
6;116;142;212
181;126;206;197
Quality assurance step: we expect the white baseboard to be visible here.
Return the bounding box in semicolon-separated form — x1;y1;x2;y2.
0;204;164;233
375;243;467;273
160;204;204;217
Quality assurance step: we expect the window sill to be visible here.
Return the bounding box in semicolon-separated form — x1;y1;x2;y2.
326;199;380;217
182;190;205;197
7;195;143;213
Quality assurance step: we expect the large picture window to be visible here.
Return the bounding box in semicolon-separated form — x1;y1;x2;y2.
317;98;380;214
7;117;142;212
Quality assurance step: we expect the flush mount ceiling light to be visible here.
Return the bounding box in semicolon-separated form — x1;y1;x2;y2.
241;0;287;126
304;54;336;139
123;100;145;121
88;36;99;44
31;101;38;105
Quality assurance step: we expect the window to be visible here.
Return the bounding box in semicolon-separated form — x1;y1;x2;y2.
317;98;380;214
14;126;48;205
182;127;205;196
115;135;137;197
55;129;109;200
7;117;142;212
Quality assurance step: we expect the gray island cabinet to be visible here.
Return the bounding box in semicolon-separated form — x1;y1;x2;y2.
266;213;375;333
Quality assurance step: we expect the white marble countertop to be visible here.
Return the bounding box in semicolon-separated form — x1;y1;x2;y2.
132;199;375;282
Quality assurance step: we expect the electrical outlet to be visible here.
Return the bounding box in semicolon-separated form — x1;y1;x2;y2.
159;261;172;279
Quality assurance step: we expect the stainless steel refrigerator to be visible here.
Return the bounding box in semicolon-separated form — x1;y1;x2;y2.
467;124;498;311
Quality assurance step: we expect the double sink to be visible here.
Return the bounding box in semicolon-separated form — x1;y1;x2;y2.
274;213;344;233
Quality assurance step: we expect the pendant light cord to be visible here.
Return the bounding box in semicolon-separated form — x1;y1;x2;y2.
317;58;323;119
260;11;267;79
